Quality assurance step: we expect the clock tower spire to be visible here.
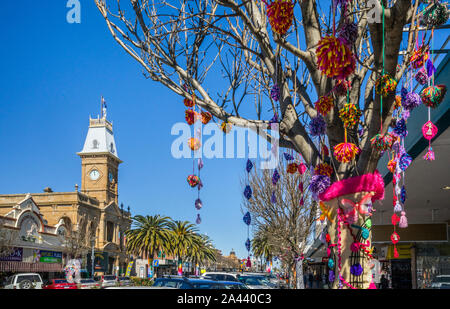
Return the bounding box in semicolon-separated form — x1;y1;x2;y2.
77;101;122;207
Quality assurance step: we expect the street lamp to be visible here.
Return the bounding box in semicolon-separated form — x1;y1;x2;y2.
90;236;97;279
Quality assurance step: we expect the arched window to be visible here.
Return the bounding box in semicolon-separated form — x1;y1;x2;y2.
92;139;99;149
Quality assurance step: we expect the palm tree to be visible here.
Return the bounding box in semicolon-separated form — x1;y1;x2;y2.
125;215;172;273
167;220;200;275
186;234;217;274
252;227;275;270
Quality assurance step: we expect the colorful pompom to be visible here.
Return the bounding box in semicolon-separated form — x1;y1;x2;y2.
402;92;421;110
188;137;201;151
287;162;298;174
309;175;331;195
393;118;408;137
201;111;212;124
322;144;330;157
333;142;360;163
350;263;363;276
184;98;194;107
220;122;232;133
394;95;402;109
421;2;449;26
399;211;408;228
265;0;295;35
400;186;407;204
394;201;403;213
329;270;335;283
187;175;200;187
339;103;361;129
375;74;397;97
334;80;352;97
391;213;400;226
387;159;397;174
420;85;447;108
315;96;334;116
185;110;198;125
298;163;307;175
309;115;327;136
399;153;412;171
337;21;358;47
370;132;395;151
415;68;429;85
316;36;356;80
422;121;438;141
244;185;252;200
314;163;333;177
272;169;280;185
270;84;281;101
423;147;435;161
410;45;429;69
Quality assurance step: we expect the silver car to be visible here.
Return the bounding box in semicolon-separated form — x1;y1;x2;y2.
100;275;118;288
77;278;101;289
3;273;44;289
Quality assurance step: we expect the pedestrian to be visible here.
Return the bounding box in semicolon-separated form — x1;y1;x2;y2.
308;270;314;289
380;275;389;289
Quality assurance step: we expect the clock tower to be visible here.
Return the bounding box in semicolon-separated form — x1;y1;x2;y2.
77;113;122;207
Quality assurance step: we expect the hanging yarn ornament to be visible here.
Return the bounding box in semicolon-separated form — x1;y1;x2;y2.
183;98;194;108
309;175;331;196
329;270;335;283
314;163;333;177
427;59;436;77
246;257;252;268
198;158;204;170
399;153;412;171
415;68;429;85
370;132;395;151
316;36;356;80
394;95;402;109
298;182;304;193
188;138;201;151
201;111;212;124
393;201;403;213
393;118;408;137
420;85;447;108
300;197;304;206
337;21;358;47
422;121;438;141
410;45;429;69
220;122;232;133
195;198;203;210
309;115;327;136
314;96;334;116
283;152;294;161
244;185;252;200
399;211;408;228
322;144;330;157
246;159;254;173
328;258;335;269
391;231;400;244
391;213;400;226
339;103;361;129
272;169;280;185
185;110;198;125
245;239;251;252
350;263;363;276
270;84;281;101
334;80;352;97
287;162;298;174
187;175;200;188
243;212;251;226
387;159;397;174
402;92;421;111
423;147;436;161
271;191;277;204
421;1;449;26
333;142;360;163
375;74;397;97
196;214;202;224
265;0;295;35
400;186;407;204
298;163;307;175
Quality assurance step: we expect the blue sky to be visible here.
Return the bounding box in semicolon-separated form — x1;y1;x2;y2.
0;0;255;258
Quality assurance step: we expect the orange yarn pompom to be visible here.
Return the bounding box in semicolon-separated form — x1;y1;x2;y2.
185;110;199;125
387;159;397;174
394;95;402;109
184;98;195;107
333;142;360;163
188;138;201;151
201;111;212;124
315;96;334;116
287;163;298;174
221;122;232;134
314;163;333;177
316;36;356;80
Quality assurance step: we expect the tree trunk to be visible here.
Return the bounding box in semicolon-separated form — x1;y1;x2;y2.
296;259;305;289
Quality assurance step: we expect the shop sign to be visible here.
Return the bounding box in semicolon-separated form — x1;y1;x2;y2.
39;250;62;263
0;247;23;261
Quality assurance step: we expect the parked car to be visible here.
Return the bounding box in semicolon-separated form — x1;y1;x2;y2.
99;275;118;287
237;274;275;289
431;275;450;289
118;276;132;286
43;279;78;289
153;277;193;289
201;272;240;282
77;278;101;289
152;277;248;289
3;273;44;289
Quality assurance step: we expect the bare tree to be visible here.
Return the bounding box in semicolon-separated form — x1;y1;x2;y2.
242;158;317;288
0;218;17;258
95;0;431;288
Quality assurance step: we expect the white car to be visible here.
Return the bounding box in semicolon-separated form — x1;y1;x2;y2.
201;272;240;282
3;273;44;289
431;275;450;289
99;275;118;288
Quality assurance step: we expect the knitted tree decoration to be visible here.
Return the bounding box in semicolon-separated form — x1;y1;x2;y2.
287;162;298;174
387;158;397;173
243;185;253;200
402;92;422;110
337;21;358;47
315;96;334;116
410;45;429;69
334;142;361;163
421;1;449;26
201;111;212;124
220;122;233;133
195;198;202;210
415;68;429;85
420;84;447;108
298;163;307;175
188;137;201;151
184;98;194;107
314;163;334;177
375;74;397;97
393;118;408;137
339;103;361;129
187;175;200;187
309;115;327;136
335;103;361;162
265;0;295;35
270;84;281;101
316;36;356;80
394;95;402;109
309;175;331;196
185;109;198;125
370;132;395;151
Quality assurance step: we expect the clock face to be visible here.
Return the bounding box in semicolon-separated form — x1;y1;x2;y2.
89;169;100;181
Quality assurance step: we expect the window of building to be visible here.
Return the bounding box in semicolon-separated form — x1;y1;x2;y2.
92;140;99;149
106;221;114;242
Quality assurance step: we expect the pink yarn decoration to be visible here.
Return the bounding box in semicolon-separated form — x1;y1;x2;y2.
298;163;307;175
423;147;435;161
422;121;438;141
399;211;408;228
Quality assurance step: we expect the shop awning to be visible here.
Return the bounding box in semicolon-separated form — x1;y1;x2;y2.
0;261;63;273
